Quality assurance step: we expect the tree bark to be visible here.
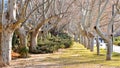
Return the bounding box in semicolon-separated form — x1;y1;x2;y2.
106;40;112;60
87;37;90;49
17;28;29;58
79;35;81;43
96;36;100;55
81;36;84;45
90;37;94;52
0;29;13;66
74;34;78;42
83;36;86;47
29;31;39;53
0;33;4;66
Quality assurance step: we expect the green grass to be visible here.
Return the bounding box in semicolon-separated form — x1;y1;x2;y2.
42;42;120;67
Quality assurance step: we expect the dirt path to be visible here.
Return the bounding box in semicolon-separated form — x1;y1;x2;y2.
3;43;120;68
3;53;117;68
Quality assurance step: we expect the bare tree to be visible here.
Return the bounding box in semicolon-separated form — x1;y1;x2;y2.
0;0;45;66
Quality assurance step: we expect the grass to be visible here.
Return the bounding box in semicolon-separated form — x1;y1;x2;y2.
42;42;120;67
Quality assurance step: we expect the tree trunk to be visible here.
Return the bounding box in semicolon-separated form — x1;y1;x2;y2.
87;37;90;49
79;35;81;43
0;29;13;66
0;33;4;66
85;37;89;49
19;35;29;58
96;36;100;55
81;36;84;45
106;40;112;60
83;36;86;48
17;28;29;58
90;37;94;52
94;26;112;60
30;31;38;53
74;35;78;42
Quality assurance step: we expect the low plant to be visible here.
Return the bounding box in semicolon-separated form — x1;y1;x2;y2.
37;32;73;54
19;46;29;58
113;36;120;46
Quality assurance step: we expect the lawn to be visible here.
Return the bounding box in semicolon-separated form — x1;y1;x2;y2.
42;42;120;67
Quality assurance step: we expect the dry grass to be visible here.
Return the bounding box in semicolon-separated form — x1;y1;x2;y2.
42;42;120;67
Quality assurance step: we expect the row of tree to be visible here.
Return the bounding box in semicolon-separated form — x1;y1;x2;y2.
0;0;120;67
68;0;120;61
0;0;75;66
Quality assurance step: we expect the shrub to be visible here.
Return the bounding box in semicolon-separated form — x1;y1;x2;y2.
118;43;120;46
37;32;73;54
59;44;65;48
58;33;73;48
58;33;71;39
60;39;73;48
19;46;29;58
37;43;60;53
64;40;73;48
113;36;120;46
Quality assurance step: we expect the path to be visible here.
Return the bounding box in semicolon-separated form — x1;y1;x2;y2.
3;42;120;68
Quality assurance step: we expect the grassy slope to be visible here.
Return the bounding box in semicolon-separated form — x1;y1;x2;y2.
43;42;120;67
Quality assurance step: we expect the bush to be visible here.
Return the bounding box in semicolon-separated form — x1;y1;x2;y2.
58;33;71;39
37;42;60;53
37;32;73;54
58;33;73;48
19;46;29;58
64;40;73;48
60;39;73;48
118;43;120;46
114;36;120;46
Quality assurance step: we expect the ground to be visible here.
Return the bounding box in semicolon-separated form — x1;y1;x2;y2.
3;42;120;68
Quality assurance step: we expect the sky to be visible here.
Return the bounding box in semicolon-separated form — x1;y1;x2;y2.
0;0;8;12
